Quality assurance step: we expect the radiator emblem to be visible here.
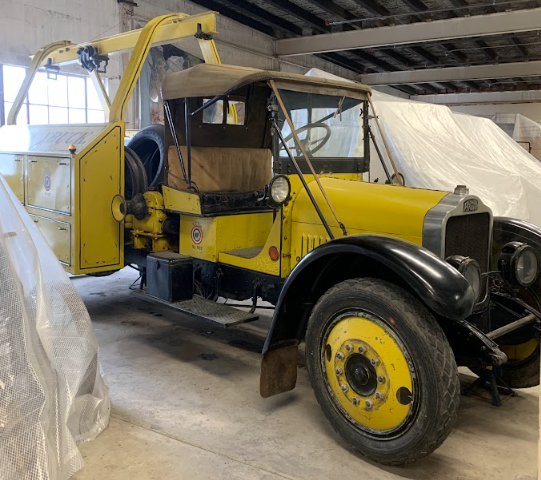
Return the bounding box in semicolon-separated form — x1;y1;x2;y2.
463;199;479;213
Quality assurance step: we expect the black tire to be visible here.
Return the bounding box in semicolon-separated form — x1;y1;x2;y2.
127;124;165;188
500;346;540;388
305;278;459;466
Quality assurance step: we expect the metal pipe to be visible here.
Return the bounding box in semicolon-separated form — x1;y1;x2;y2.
487;313;537;340
164;100;187;182
185;99;192;188
363;100;370;172
273;120;335;240
368;126;391;183
368;95;402;185
191;94;222;116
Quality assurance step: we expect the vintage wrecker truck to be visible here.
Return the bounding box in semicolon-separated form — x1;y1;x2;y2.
0;11;540;465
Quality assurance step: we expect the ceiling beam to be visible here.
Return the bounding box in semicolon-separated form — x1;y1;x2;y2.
360;60;541;85
209;0;303;36
511;37;529;57
441;43;469;63
275;8;541;56
264;0;328;33
391;84;419;95
307;0;361;28
350;0;391;18
190;0;279;37
475;39;499;62
316;53;367;73
413;89;541;104
349;50;400;71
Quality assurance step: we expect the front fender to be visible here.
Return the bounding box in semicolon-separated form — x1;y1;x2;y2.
263;234;475;354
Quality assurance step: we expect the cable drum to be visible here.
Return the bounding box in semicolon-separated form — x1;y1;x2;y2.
127;124;166;188
124;147;148;200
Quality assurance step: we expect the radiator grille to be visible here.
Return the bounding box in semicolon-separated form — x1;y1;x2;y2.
445;213;490;299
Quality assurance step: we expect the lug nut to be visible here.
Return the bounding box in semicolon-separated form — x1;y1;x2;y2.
335;367;343;375
377;375;386;384
375;392;383;400
358;345;366;354
345;343;354;352
336;352;345;361
370;358;380;366
352;397;360;406
341;384;349;393
365;399;373;409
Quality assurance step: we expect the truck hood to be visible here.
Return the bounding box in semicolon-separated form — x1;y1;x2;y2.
291;177;448;243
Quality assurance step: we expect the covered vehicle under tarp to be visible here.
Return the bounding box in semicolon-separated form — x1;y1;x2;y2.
0;174;110;480
492;113;541;161
306;68;541;228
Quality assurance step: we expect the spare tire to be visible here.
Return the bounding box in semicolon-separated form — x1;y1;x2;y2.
127;124;165;188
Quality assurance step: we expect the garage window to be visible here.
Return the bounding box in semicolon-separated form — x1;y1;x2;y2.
0;64;107;126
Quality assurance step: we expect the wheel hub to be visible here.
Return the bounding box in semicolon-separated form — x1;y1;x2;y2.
345;353;377;397
324;313;415;434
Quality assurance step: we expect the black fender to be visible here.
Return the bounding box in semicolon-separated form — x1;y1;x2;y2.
263;234;475;355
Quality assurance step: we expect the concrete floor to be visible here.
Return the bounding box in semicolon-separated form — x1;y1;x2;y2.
72;268;538;480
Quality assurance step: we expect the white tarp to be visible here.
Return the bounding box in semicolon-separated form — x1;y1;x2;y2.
305;68;541;228
492;113;541;161
0;174;110;480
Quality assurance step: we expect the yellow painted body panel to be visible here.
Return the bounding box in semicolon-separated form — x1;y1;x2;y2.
0;153;24;202
27;155;71;214
219;214;282;275
29;214;71;264
179;212;276;272
162;186;202;215
288;176;448;270
0;123;123;274
325;315;414;431
79;124;124;269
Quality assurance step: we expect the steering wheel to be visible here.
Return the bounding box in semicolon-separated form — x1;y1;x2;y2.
282;122;332;156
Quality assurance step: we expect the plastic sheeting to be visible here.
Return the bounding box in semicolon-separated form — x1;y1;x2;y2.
492;113;541;161
305;68;541;228
0;174;110;480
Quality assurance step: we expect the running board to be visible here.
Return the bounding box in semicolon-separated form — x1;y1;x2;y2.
132;289;259;327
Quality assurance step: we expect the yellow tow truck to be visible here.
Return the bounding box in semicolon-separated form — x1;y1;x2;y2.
1;12;540;465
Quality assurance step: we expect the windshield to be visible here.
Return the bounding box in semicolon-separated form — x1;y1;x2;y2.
279;90;364;158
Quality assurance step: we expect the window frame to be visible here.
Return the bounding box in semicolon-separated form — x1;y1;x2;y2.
0;64;107;126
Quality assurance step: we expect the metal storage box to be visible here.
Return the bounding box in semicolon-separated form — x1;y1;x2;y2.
146;252;193;302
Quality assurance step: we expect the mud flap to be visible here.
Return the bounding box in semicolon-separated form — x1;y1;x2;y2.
260;341;299;398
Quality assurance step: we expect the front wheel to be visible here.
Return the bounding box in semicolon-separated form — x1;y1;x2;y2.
305;278;459;466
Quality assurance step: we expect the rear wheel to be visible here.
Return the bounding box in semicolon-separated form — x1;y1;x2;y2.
305;278;459;466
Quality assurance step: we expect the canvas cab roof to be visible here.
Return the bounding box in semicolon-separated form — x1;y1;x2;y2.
162;63;371;101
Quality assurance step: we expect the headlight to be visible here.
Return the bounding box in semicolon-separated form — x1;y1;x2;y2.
446;255;482;301
498;242;539;287
268;175;291;206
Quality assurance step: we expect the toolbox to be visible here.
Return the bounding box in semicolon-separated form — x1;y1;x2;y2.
146;252;193;302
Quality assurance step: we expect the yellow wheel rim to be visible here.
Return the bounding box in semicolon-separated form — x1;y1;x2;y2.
501;338;539;362
324;313;415;434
